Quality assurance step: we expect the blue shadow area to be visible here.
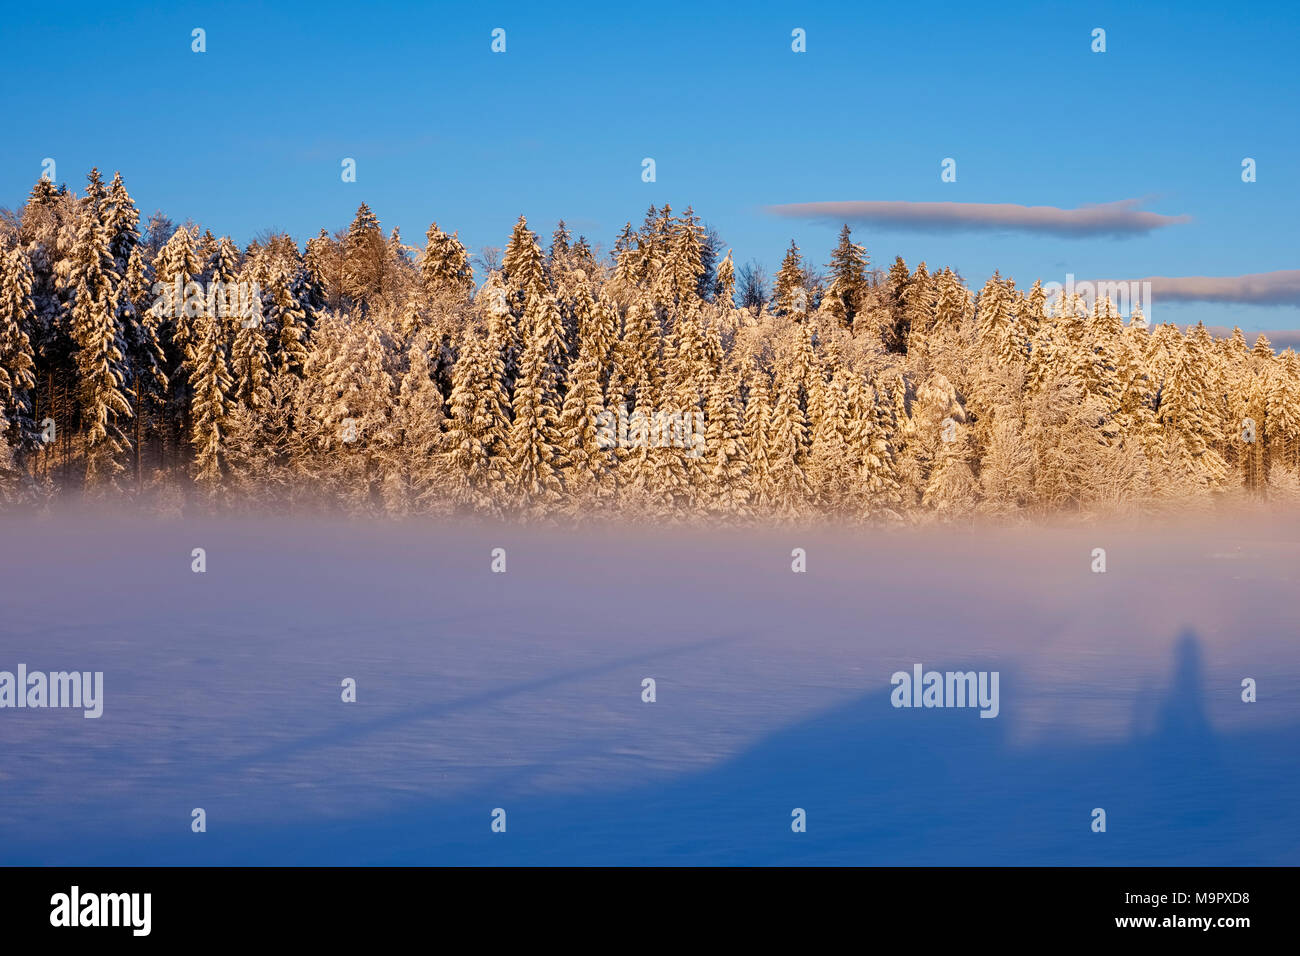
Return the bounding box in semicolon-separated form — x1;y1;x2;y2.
4;630;1295;865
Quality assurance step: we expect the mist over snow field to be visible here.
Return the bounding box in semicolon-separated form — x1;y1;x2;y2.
0;511;1297;865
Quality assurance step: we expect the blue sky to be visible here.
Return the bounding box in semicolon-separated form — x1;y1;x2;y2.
3;0;1297;331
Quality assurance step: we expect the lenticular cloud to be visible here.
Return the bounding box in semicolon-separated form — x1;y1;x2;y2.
767;199;1190;238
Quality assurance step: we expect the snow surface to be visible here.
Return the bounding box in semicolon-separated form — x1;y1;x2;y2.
0;511;1297;865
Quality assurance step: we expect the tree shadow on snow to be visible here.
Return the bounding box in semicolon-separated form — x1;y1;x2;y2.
13;629;1298;866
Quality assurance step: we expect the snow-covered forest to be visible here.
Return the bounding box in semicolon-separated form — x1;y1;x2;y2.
2;168;1298;520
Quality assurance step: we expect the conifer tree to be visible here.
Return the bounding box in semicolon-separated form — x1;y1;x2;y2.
933;267;971;332
1267;349;1300;473
507;300;565;512
548;220;572;275
421;222;475;303
387;335;445;514
704;369;749;515
825;224;869;328
557;341;609;503
976;272;1021;366
774;240;807;317
443;330;508;512
230;308;272;412
807;365;853;506
188;306;232;492
68;177;133;486
263;266;310;375
152;224;203;379
0;248;39;450
854;377;904;517
205;237;242;330
902;261;935;354
502;216;548;310
1159;337;1229;493
769;367;812;515
104;172;142;278
342;202;386;311
714;250;736;309
666;207;706;308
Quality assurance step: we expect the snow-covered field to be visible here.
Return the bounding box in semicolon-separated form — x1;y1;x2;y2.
0;510;1297;865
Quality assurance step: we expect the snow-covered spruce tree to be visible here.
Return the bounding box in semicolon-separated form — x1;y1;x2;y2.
825;224;869;329
229;299;272;412
911;373;968;510
610;294;662;411
930;268;973;368
104;172;143;282
848;375;903;519
607;231;642;306
0;423;21;504
1241;368;1270;493
570;235;599;281
1108;325;1160;487
151;225;202;353
341;203;387;312
506;294;566;515
308;316;396;511
774;240;807;318
807;365;853;508
421;222;474;305
477;270;522;390
921;416;979;517
195;231;219;279
902;261;935;358
591;293;622;386
1017;279;1046;356
741;362;776;514
1157;328;1229;495
879;256;911;353
556;340;610;509
714;250;736;310
664;304;711;424
385;334;445;515
222;370;297;510
0;247;39;451
187;303;233;495
1022;365;1123;511
67;176;133;488
547;220;571;275
502;216;548;313
665;207;706;309
1267;349;1300;475
975;271;1023;367
568;280;608;372
262;265;311;376
768;366;812;517
1081;295;1123;410
119;239;168;491
704;368;750;516
206;237;243;336
442;328;508;514
303;229;338;312
17;180;71;437
624;388;694;520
